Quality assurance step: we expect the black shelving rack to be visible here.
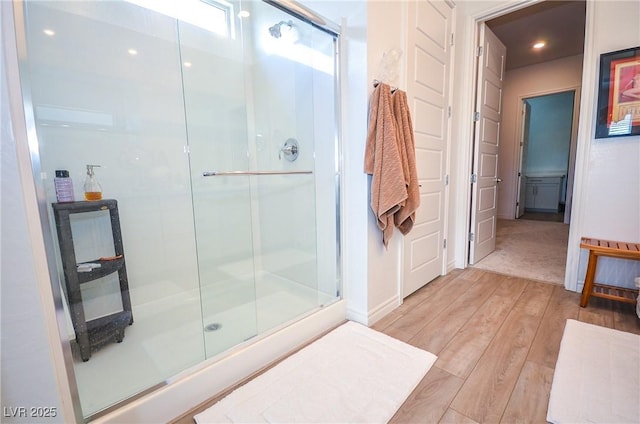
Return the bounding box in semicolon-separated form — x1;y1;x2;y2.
52;199;133;361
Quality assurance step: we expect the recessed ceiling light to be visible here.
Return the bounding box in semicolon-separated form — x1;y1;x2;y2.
128;49;138;56
533;41;546;49
43;29;55;36
183;61;192;68
238;10;250;18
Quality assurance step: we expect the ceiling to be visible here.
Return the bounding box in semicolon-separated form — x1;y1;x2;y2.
486;0;586;71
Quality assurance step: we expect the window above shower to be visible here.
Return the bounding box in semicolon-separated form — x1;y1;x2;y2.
125;0;238;38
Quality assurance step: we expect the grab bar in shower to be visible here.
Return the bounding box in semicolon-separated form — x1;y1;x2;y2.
202;170;313;177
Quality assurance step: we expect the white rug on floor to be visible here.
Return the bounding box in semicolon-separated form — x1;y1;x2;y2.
547;319;640;424
194;321;437;423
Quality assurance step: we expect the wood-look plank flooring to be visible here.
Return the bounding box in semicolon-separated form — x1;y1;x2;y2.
380;269;640;423
174;269;640;424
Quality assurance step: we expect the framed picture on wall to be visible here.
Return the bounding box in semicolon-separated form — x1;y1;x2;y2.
595;46;640;138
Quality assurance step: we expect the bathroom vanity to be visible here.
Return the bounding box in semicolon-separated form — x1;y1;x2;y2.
524;175;564;212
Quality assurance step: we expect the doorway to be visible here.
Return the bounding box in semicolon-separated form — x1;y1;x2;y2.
517;90;578;224
468;1;585;283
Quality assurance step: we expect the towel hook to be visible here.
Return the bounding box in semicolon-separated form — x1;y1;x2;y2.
373;48;403;89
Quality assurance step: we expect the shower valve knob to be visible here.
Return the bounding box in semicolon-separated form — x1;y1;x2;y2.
279;138;299;161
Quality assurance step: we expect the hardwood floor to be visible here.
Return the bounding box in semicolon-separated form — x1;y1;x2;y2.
174;269;640;423
376;269;640;423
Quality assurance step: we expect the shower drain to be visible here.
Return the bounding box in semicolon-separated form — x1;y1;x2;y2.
204;323;222;332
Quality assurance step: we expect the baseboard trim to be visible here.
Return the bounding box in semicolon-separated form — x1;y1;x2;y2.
367;295;401;326
447;260;457;274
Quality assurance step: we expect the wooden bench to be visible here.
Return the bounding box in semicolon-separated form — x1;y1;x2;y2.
579;237;640;307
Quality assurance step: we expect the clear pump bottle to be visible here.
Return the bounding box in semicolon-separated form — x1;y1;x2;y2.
84;165;103;201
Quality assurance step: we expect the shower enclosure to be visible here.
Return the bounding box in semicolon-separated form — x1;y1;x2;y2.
16;0;340;418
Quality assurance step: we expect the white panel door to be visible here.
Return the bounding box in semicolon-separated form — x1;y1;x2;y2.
516;101;530;218
403;0;454;298
469;24;506;264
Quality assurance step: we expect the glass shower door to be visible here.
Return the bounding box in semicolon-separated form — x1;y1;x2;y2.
19;0;339;417
20;1;207;416
179;0;339;357
246;2;339;334
178;5;258;355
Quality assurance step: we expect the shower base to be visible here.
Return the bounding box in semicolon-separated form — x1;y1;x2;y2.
72;272;335;417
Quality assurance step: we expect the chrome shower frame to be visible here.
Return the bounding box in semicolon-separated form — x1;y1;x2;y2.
9;0;344;421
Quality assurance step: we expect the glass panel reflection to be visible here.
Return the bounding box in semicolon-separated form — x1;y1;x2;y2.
21;0;340;417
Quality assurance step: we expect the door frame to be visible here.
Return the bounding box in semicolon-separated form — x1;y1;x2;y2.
514;87;581;223
515;99;529;218
456;0;596;292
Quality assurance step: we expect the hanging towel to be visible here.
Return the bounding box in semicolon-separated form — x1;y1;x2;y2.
364;83;408;248
392;90;420;235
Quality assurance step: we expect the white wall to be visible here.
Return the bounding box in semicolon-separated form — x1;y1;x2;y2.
297;1;420;326
364;2;406;323
569;0;640;291
321;0;406;325
497;55;583;219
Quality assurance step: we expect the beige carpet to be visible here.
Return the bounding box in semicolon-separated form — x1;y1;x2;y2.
472;219;569;284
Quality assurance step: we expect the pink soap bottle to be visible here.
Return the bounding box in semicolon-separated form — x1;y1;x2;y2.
54;170;75;203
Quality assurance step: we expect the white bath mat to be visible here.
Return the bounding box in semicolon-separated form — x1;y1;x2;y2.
547;319;640;423
194;321;437;423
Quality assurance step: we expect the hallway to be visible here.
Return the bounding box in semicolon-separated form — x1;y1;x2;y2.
472;219;570;284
